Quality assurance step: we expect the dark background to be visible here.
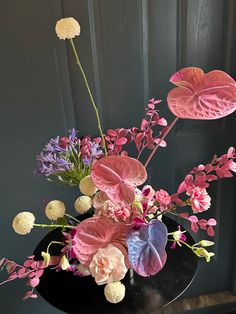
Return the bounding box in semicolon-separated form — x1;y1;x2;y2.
0;0;235;313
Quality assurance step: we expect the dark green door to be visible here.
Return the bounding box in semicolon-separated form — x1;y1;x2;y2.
0;1;235;313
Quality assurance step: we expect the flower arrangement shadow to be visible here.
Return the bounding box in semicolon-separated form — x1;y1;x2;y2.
1;17;236;306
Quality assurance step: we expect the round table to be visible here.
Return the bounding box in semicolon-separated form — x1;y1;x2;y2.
34;216;198;314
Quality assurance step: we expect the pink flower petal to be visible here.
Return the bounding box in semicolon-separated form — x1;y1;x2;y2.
71;216;128;266
91;156;147;204
167;67;236;120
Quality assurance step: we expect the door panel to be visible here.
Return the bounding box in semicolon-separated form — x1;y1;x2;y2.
0;1;236;313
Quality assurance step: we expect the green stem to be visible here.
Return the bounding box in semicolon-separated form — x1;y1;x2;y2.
33;223;74;229
168;239;194;251
46;241;63;253
65;213;80;223
69;38;107;155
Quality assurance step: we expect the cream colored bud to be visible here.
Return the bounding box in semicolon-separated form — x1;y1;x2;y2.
45;200;66;221
79;175;98;196
104;282;125;304
199;240;214;247
55;17;81;40
12;211;35;235
41;251;50;267
60;255;70;270
74;196;92;214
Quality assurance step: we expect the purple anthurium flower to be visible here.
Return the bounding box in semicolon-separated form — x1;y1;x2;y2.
127;219;168;277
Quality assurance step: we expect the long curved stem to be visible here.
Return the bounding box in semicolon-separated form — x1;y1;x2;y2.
144;117;179;168
69;39;107;155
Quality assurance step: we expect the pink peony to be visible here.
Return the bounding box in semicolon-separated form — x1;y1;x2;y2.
187;187;211;213
89;244;128;285
155;189;171;211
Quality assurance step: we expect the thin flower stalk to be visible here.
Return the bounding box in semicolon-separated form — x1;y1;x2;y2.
144;117;179;168
69;38;107;155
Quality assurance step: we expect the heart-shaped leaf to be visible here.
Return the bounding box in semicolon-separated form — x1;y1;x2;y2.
91;156;147;205
72;216;128;266
167;67;236;120
127;219;168;277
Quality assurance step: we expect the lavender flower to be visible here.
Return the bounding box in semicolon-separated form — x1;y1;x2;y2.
34;129;103;186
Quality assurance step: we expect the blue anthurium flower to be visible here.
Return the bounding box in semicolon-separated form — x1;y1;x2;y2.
127;219;168;277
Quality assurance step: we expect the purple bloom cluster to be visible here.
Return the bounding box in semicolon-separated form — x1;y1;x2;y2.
34;129;103;185
35;129;78;176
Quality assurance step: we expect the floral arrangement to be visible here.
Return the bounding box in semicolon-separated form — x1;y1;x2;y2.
1;17;236;305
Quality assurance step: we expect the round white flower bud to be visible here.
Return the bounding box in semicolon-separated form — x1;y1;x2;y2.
79;175;98;196
55;17;81;40
12;211;35;235
45;200;66;221
104;282;125;304
74;196;92;214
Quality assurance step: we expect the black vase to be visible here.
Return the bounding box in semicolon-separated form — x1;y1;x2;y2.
34;216;198;314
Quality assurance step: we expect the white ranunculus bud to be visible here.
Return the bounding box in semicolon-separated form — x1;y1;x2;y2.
45;200;66;221
104;282;125;304
74;196;92;214
55;17;81;40
79;175;98;196
12;211;35;235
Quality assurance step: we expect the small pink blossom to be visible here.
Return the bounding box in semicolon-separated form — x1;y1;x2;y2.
186;187;211;213
155;189;171;211
141;185;156;200
93;192;131;222
89;244;128;285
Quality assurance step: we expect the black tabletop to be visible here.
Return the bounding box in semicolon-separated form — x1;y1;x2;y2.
34;216;198;314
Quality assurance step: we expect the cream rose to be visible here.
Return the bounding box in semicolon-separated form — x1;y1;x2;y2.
89;244;127;285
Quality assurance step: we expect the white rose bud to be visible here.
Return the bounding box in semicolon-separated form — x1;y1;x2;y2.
12;211;35;235
79;175;98;196
74;196;92;214
104;282;125;304
55;17;81;40
45;200;66;221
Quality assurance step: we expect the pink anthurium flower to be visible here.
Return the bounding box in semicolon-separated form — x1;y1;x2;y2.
91;155;147;205
167;67;236;120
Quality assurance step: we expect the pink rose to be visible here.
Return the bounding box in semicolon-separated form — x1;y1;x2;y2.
187;187;211;213
89;244;128;285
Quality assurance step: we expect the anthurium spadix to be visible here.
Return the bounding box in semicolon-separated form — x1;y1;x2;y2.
91;155;147;205
127;219;168;277
167;67;236;120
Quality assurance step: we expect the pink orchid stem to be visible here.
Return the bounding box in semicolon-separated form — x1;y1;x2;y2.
144;117;179;168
